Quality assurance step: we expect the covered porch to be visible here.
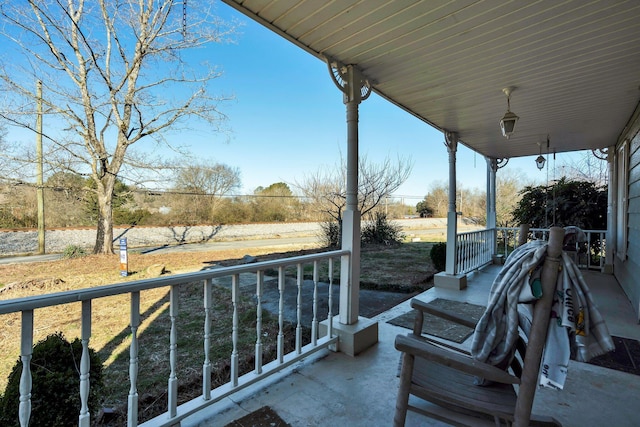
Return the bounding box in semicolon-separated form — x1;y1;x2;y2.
219;0;640;322
186;265;640;426
2;1;640;425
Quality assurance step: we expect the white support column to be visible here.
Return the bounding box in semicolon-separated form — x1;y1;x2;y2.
486;158;497;230
486;159;493;229
604;146;615;274
435;131;467;289
486;157;508;264
445;131;458;275
341;70;362;325
319;58;378;356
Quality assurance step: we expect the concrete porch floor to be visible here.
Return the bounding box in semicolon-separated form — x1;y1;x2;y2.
184;265;640;427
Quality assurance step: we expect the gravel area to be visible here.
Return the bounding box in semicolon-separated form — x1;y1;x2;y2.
0;218;450;256
0;222;322;255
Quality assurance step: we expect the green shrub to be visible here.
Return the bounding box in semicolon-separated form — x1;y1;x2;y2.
0;210;36;229
361;212;405;246
320;221;341;248
62;244;87;259
430;242;447;272
114;208;151;225
0;332;104;427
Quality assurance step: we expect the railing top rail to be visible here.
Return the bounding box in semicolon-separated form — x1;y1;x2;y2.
456;228;493;238
0;249;349;315
496;226;606;234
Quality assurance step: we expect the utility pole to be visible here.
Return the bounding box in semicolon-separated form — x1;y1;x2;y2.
36;80;45;254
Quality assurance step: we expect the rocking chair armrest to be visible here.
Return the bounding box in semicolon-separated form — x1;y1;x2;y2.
394;334;521;385
411;298;478;329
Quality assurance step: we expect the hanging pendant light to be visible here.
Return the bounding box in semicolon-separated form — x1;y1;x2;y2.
535;139;547;170
499;87;519;139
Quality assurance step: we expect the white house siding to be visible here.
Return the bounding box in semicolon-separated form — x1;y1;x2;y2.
615;110;640;322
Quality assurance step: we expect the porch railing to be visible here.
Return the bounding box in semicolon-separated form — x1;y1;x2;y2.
455;228;495;275
496;227;606;270
0;250;347;427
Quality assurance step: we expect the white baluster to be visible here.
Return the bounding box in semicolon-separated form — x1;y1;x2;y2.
296;263;303;354
600;231;606;269
505;229;511;258
231;274;239;386
277;266;285;364
19;310;33;427
168;285;178;417
312;261;319;346
128;292;140;427
255;271;264;374
203;279;212;399
79;300;91;427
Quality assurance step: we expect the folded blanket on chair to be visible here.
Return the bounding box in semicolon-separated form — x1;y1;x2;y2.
471;239;615;390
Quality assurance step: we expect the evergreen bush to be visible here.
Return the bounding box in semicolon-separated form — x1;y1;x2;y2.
62;244;87;259
430;242;447;272
0;332;104;427
361;212;405;245
320;221;341;248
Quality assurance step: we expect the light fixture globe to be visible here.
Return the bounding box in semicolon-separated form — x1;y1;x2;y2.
500;111;519;139
499;86;519;139
535;155;546;170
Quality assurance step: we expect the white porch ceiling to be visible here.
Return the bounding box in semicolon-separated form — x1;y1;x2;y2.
222;0;640;159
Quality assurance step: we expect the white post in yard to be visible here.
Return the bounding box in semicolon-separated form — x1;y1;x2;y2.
320;58;378;356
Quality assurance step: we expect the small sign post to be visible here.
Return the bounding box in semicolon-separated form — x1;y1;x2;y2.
119;238;128;277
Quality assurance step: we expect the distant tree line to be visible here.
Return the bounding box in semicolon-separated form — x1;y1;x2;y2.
0;176;414;229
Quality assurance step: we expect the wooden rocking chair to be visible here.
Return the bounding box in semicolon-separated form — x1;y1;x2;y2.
394;227;565;427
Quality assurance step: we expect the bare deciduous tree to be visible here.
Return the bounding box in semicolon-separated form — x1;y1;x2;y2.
496;168;528;227
252;182;300;222
557;151;608;186
295;154;413;223
174;162;241;197
422;181;449;218
170;161;240;223
0;1;234;253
